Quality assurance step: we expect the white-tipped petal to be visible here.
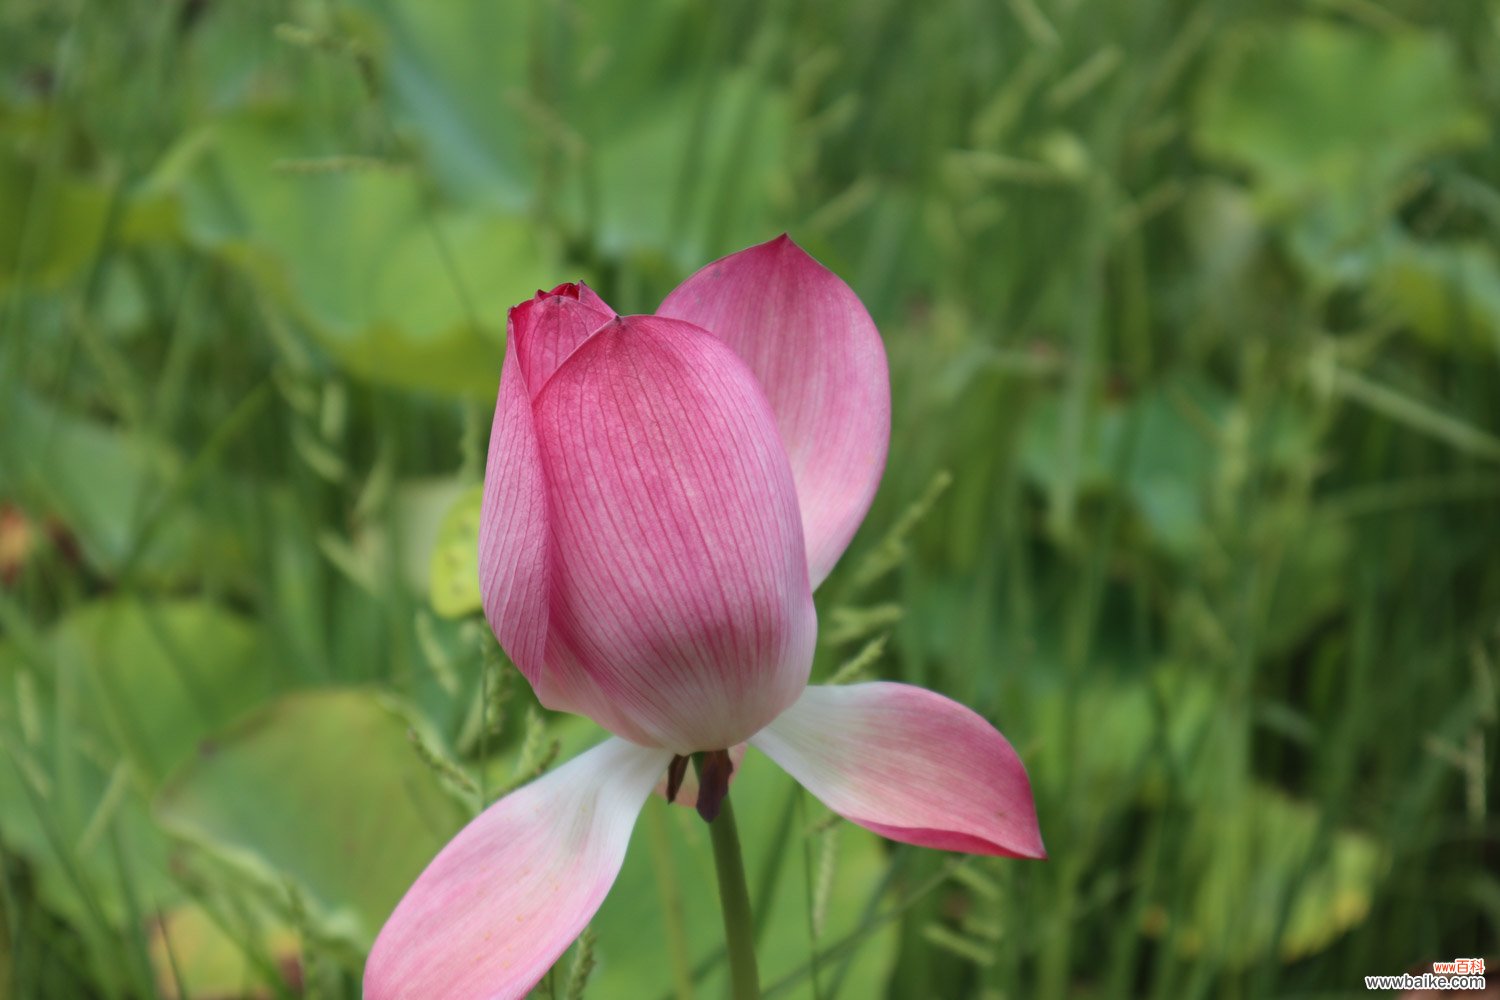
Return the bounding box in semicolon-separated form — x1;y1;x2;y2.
364;738;672;1000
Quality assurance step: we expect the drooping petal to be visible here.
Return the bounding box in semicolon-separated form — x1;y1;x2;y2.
478;285;615;689
531;315;817;753
364;738;673;1000
750;683;1045;858
659;236;890;587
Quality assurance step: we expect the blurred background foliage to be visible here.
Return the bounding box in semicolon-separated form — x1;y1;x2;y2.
1;0;1497;997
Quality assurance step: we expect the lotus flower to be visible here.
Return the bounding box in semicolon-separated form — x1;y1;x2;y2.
365;236;1044;999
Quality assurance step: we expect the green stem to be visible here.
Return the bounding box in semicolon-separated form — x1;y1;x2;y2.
645;802;695;1000
708;796;761;1000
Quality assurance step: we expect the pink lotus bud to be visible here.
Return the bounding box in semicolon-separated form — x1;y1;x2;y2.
367;239;1042;1000
477;280;818;752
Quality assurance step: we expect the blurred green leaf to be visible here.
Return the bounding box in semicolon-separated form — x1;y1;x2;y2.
1373;233;1500;348
0;147;111;295
1021;376;1319;559
343;0;533;206
1197;20;1484;199
349;0;792;267
154;688;469;948
1259;511;1352;657
584;70;793;266
0;598;273;929
158;110;554;395
387;478;473;598
0;391;216;581
1195;20;1486;282
1030;663;1219;804
1151;786;1386;966
53;598;272;787
1021;381;1215;554
147;903;299;1000
426;483;482;618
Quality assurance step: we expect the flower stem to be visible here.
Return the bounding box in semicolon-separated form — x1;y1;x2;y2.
645;802;695;1000
708;795;761;1000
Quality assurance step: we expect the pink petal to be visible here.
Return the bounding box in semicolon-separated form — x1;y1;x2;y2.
364;738;673;1000
659;236;890;587
532;315;817;753
479;284;614;689
750;683;1046;859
